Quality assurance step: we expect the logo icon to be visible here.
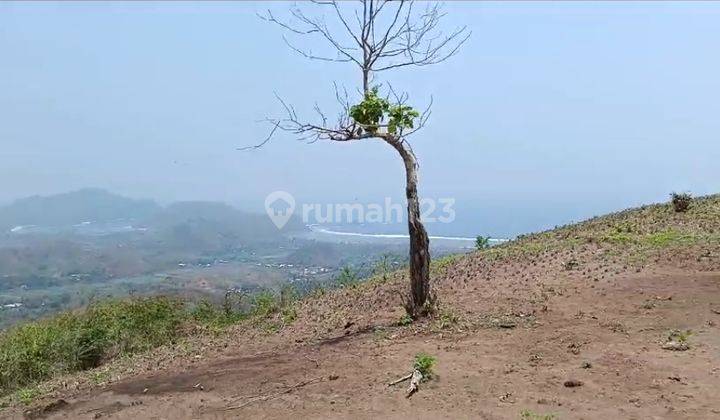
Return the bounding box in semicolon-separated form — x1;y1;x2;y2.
265;191;296;229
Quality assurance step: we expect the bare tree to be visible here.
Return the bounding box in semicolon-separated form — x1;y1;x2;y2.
252;0;469;318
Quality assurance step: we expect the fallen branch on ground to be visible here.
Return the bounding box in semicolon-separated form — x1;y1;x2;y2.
304;354;320;367
405;369;423;398
389;353;436;397
388;372;413;386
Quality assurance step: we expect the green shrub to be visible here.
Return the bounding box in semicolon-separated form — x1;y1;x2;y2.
191;299;221;323
671;192;692;213
0;297;186;396
281;306;297;325
79;297;184;360
252;290;279;318
475;235;491;250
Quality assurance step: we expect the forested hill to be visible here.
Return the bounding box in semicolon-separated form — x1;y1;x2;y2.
0;189;303;235
0;189;159;230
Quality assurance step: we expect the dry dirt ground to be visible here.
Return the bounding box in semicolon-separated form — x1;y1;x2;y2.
5;200;720;419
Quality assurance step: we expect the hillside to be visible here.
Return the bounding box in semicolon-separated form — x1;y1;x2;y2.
0;189;302;237
0;189;160;231
3;195;720;419
0;190;313;327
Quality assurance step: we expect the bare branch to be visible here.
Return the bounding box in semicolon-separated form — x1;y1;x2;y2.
260;5;363;67
238;120;279;151
257;10;317;35
327;1;364;49
253;0;465;148
371;2;471;72
282;35;354;63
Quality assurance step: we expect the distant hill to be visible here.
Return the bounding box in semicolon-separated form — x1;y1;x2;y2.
0;189;308;315
148;201;304;249
0;189;304;237
0;188;160;230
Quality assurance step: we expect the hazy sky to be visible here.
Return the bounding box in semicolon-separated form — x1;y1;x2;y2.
2;1;719;236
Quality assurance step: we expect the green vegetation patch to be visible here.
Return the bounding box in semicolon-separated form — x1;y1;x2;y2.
0;297;185;396
601;228;702;248
336;266;360;288
0;288;304;399
520;409;557;420
643;229;697;248
413;353;436;379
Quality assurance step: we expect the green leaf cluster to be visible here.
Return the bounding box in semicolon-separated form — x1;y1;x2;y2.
349;87;419;135
388;104;419;134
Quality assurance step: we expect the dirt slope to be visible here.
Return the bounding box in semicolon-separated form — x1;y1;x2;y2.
8;196;720;419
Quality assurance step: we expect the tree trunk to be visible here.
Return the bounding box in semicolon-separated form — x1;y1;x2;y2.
389;139;431;318
362;68;370;94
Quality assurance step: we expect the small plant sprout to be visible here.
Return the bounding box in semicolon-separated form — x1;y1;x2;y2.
662;329;693;351
413;353;436;379
373;254;394;282
388;352;437;398
668;329;693;343
397;313;413;326
436;309;460;330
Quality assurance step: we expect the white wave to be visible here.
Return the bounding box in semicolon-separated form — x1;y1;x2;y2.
307;225;507;243
10;225;35;233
